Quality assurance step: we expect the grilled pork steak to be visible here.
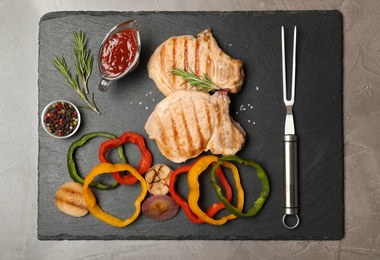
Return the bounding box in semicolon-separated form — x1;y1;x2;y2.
147;28;245;96
145;90;246;163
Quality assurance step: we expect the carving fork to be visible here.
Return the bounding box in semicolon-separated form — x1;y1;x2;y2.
281;26;300;229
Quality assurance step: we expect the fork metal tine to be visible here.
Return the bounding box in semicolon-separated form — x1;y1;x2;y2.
291;26;297;103
282;26;297;105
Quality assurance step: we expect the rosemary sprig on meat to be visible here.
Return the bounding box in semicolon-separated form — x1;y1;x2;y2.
53;56;100;115
170;65;220;92
53;30;100;115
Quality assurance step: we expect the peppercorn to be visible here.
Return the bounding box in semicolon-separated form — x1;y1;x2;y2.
43;101;79;137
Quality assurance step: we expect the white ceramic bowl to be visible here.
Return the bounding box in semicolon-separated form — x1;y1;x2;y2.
41;100;81;139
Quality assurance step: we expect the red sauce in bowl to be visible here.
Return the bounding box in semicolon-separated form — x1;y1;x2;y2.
100;28;139;78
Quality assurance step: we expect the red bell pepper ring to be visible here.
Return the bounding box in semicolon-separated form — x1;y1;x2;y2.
169;157;233;224
99;132;152;185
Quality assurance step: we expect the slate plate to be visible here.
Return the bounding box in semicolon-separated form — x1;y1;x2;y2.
38;11;344;240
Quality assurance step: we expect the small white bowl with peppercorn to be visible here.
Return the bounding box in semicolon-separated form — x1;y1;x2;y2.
41;100;81;139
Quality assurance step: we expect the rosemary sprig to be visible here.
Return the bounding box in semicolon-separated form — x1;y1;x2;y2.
169;65;220;92
73;30;93;95
53;55;100;115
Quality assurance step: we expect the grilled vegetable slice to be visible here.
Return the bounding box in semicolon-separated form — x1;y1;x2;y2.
145;164;173;195
142;195;179;221
55;182;88;217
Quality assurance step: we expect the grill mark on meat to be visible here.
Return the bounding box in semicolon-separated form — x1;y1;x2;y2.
195;38;200;77
215;101;226;149
181;104;196;155
206;102;214;135
184;38;188;69
184;38;189;89
156;116;170;155
159;43;166;85
206;35;212;79
169;109;185;157
191;99;206;150
172;38;177;88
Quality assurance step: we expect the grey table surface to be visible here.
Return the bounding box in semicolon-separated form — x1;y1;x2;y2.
1;0;379;259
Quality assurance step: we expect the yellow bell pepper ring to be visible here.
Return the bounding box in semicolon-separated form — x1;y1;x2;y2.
83;163;148;227
187;155;245;225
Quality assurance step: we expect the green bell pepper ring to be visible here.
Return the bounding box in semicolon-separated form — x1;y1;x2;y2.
210;155;270;217
67;132;127;190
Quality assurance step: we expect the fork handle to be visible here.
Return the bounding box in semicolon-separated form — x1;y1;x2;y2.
283;134;299;228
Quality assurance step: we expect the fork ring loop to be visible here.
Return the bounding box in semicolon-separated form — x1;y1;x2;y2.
282;214;300;229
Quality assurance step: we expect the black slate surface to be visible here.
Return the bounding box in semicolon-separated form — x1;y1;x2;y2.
38;11;344;240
